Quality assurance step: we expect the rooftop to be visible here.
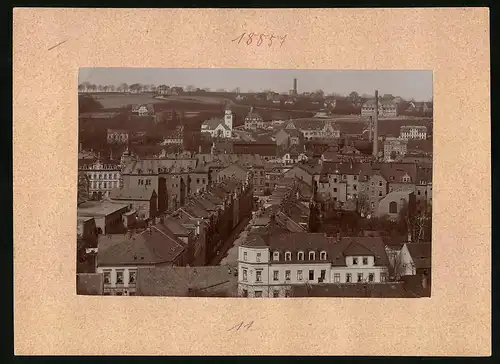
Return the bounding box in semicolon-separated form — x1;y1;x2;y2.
109;187;156;201
136;266;238;297
77;200;129;217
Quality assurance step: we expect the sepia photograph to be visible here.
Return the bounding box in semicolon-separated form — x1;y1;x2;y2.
76;68;433;298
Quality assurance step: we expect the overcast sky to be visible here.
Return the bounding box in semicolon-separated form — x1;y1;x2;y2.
79;68;433;101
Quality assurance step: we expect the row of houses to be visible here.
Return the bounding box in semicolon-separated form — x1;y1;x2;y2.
77;175;254;295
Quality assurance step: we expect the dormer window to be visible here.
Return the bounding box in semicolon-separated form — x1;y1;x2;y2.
298;251;304;260
363;257;368;265
309;251;316;260
285;252;292;261
320;251;327;260
353;257;359;265
273;251;280;261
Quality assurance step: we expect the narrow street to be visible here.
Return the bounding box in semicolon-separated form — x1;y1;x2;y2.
207;217;250;266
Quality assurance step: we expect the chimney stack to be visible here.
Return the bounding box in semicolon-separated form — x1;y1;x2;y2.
368;116;373;142
372;90;379;158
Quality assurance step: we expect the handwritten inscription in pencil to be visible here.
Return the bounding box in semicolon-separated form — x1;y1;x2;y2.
232;32;287;47
228;320;254;332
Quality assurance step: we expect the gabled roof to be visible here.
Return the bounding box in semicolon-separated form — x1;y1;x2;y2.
202;118;229;130
343;241;376;257
407;243;431;269
97;227;186;266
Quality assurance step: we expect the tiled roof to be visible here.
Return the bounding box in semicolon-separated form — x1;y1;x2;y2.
286;119;327;131
202;118;229;130
321;161;363;175
136;266;238;297
77;273;104;295
77;200;129;217
109;187;156;201
123;158;198;174
242;233;389;267
97;227;186;266
407;243;431;269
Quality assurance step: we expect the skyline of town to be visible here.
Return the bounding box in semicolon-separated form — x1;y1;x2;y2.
79;68;433;101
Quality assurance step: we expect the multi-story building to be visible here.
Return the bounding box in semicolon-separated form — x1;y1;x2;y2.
361;99;398;117
107;129;129;144
237;232;390;298
284;119;340;141
79;158;122;200
244;107;265;130
383;137;408;161
400;126;427;140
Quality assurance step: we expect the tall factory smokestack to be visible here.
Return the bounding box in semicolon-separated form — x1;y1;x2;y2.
368;116;373;142
372;90;379;158
293;78;297;94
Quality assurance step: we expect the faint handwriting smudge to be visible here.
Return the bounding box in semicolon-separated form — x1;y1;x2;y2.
48;40;67;51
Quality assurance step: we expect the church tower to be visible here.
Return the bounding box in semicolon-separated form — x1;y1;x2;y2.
224;105;233;131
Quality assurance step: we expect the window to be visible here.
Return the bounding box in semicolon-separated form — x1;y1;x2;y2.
368;273;375;282
354;175;358;181
273;251;279;261
333;178;338;183
146;179;151;185
242;289;248;297
333;188;337;192
320;270;326;281
389;201;398;214
309;270;314;280
103;271;111;284
256;270;262;282
417;190;421;195
378;191;383;197
320;251;327;260
129;270;137;284
297;270;303;281
343;175;347;180
346;273;352;283
334;273;340;283
242;268;247;281
380;272;387;282
309;251;316;260
285;252;291;261
116;271;124;284
202;178;206;184
273;290;280;298
256;253;261;262
243;252;248;261
116;291;123;296
379;181;383;187
138;179;144;185
353;257;358;265
363;257;368;265
285;270;291;281
357;273;363;282
273;270;279;281
353;185;357;191
254;291;263;298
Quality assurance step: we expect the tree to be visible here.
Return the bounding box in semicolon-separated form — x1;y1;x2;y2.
118;83;129;93
390;151;398;160
129;83;142;93
78;84;85;92
185;85;195;92
356;193;371;217
349;91;360;100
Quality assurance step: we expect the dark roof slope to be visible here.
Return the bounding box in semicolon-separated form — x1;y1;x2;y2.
136;266;238;297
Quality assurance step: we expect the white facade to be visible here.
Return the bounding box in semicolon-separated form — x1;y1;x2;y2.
237;245;389;297
400;126;427;140
96;265;146;295
201;122;232;139
80;160;122;200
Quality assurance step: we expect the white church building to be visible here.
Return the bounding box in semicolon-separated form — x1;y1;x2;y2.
200;106;234;139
